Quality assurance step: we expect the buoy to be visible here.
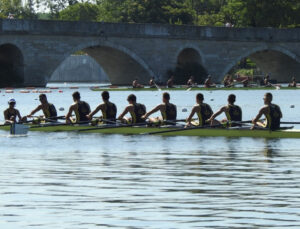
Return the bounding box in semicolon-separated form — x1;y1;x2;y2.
290;105;295;108
70;86;78;89
59;107;64;111
182;108;188;112
32;90;38;93
58;90;63;93
5;90;14;93
210;99;214;101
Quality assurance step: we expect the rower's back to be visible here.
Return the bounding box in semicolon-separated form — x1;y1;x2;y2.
197;103;213;126
103;101;117;120
265;104;281;130
162;103;177;121
132;103;146;123
76;101;91;122
43;103;57;120
226;104;242;122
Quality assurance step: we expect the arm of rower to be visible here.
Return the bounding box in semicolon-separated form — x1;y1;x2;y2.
209;107;225;121
117;106;129;120
4;110;9;121
143;105;161;119
65;105;74;123
252;108;265;124
187;106;197;123
28;105;42;117
16;110;22;121
88;104;103;119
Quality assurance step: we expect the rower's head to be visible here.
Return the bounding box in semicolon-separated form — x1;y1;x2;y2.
8;98;16;108
101;91;110;102
127;94;136;104
39;94;48;104
72;91;81;102
196;93;204;103
162;92;170;103
264;93;273;104
228;94;236;104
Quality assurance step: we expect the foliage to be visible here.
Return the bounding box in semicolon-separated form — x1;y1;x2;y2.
59;2;99;21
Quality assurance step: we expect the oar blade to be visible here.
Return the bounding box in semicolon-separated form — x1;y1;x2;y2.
10;124;29;135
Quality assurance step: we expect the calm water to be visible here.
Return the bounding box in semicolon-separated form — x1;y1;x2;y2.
1;84;300;228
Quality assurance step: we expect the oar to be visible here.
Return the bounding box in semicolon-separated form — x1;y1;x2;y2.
281;121;300;125
142;120;252;135
77;122;149;132
153;81;162;91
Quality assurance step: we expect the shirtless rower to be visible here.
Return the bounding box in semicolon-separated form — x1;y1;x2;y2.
208;94;242;127
142;92;177;125
66;91;91;123
204;75;216;88
288;77;297;87
132;79;144;88
87;91;117;123
4;99;26;124
186;93;213;127
118;94;146;124
187;76;197;88
252;93;282;130
27;94;57;122
149;77;156;88
167;76;174;88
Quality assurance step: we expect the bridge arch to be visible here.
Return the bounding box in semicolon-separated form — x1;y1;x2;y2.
0;43;24;87
174;46;207;84
49;40;155;85
223;45;300;82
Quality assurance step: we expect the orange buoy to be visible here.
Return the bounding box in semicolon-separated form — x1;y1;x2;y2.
58;90;63;93
20;90;30;93
70;86;79;89
5;90;14;93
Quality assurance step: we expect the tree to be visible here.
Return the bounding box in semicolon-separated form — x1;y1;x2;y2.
59;2;99;21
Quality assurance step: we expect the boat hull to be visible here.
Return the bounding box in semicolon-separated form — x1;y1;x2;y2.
1;124;300;138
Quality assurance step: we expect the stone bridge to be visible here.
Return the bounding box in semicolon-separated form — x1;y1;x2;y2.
0;19;300;86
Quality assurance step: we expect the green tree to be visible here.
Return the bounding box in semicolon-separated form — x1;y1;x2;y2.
0;0;23;18
59;2;99;21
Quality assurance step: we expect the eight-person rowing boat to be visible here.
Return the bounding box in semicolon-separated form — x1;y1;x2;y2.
1;90;300;138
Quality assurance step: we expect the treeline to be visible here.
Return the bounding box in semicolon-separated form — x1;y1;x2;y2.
1;0;299;28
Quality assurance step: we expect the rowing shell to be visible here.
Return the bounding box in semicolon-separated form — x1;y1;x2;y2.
1;124;300;139
90;86;300;92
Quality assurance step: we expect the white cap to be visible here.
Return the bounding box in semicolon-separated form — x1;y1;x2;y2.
8;98;16;104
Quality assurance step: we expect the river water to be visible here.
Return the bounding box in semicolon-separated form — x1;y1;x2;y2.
1;84;300;228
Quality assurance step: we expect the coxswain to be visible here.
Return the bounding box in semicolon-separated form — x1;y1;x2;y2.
167;76;174;88
132;79;144;88
27;94;57;122
208;94;242;127
118;94;146;124
87;91;117;123
142;92;177;125
4;99;25;124
187;76;197;88
186;93;213;127
66;91;91;123
149;77;156;88
288;77;297;87
252;93;282;130
204;75;216;88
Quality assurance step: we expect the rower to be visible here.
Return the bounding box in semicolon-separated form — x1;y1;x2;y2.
252;93;282;130
204;75;216;88
288;77;297;87
87;91;117;123
208;94;242;127
186;93;213;127
167;76;174;88
149;77;156;88
187;76;197;88
142;92;177;125
132;79;144;88
27;94;57;122
118;94;146;124
66;91;91;124
4;99;26;124
264;74;272;87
